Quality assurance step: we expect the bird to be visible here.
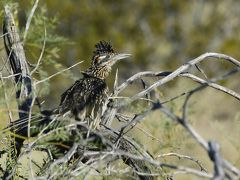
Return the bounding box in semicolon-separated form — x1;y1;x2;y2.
2;40;130;155
58;41;131;128
2;41;152;180
4;40;130;132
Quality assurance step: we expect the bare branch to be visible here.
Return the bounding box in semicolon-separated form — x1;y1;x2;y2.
157;152;207;172
180;73;240;101
0;74;14;123
23;0;39;42
3;5;33;118
121;53;240;106
30;26;46;75
208;141;224;180
35;61;84;85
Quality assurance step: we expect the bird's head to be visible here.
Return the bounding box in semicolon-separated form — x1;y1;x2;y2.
84;41;131;79
91;41;131;68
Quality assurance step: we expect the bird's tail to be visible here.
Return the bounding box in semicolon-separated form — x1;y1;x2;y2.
1;108;59;137
1;109;59;156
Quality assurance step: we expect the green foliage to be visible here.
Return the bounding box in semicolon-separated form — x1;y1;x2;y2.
0;1;73;177
22;3;72;98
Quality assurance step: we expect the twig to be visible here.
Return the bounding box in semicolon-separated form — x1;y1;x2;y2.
118;102;161;139
82;150;213;178
49;143;78;172
116;113;162;143
35;61;84;85
116;71;171;94
23;0;39;42
121;53;240;106
113;68;118;94
157;152;207;172
30;26;46;75
0;32;9;38
160;67;240;105
208;141;224;180
179;73;240;101
0;74;14;123
195;64;208;79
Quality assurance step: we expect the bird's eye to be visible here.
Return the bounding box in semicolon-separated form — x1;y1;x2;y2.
99;55;106;60
94;55;106;64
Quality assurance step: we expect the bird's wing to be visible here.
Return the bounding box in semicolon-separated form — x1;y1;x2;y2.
59;81;77;106
59;79;86;114
59;77;107;116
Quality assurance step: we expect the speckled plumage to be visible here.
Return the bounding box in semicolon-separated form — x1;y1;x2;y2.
59;74;108;121
58;41;130;127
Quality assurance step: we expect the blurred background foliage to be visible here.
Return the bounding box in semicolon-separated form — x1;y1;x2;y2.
0;0;239;179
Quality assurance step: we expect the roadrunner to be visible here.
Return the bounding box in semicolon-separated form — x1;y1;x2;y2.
5;41;130;132
58;41;130;127
3;40;130;154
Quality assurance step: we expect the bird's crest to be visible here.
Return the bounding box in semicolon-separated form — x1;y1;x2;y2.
93;41;114;57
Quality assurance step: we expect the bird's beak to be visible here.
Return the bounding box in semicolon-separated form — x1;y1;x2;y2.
112;53;131;62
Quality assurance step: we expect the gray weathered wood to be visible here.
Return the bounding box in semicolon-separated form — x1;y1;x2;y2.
3;5;32;118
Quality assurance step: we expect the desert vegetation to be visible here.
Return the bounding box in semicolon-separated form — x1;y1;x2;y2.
0;1;239;179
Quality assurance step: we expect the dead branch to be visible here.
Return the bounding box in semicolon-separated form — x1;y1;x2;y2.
2;5;34;179
157;152;207;172
3;5;32;119
23;0;39;42
120;53;240;106
208;141;225;180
